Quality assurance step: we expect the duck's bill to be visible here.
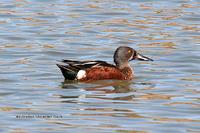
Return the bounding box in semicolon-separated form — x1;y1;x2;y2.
136;53;153;61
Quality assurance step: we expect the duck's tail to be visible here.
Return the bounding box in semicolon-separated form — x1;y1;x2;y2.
56;64;78;80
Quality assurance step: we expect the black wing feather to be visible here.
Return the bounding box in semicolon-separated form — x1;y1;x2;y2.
62;60;115;68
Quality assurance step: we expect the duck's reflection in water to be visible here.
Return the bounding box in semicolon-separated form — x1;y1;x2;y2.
59;80;154;102
58;80;152;121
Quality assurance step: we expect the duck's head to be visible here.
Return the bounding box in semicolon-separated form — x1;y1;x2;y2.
114;46;153;69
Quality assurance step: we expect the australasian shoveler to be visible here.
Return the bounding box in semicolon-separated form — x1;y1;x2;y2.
57;46;153;81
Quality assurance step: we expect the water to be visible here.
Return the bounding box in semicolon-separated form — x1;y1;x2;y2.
0;0;200;132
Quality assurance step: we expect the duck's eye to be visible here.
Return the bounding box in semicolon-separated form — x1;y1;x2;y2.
128;50;132;53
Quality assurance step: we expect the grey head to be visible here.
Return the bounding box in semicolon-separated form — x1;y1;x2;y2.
114;46;153;69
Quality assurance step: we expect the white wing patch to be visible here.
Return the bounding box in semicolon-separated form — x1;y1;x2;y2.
76;70;86;79
76;61;100;66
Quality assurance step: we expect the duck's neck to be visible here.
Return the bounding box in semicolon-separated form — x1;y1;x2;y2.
115;61;128;69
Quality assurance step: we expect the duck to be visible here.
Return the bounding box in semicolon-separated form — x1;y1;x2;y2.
57;46;153;81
